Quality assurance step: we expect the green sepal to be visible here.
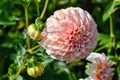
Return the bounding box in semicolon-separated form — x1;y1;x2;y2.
35;17;45;32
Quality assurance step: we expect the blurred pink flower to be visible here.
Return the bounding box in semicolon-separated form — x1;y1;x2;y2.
85;52;114;80
41;7;98;63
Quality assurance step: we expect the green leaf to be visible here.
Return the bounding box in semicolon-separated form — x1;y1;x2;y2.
98;33;111;45
10;53;17;61
114;0;120;7
108;55;118;62
8;63;18;75
117;41;120;49
103;1;114;22
9;75;16;80
96;33;114;52
103;0;120;22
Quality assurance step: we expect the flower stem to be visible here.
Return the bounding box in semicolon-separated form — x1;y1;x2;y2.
109;15;117;57
14;54;29;79
14;3;30;79
109;15;114;55
110;15;116;48
110;15;115;42
35;0;40;16
40;0;49;19
28;45;41;53
32;47;41;53
25;4;30;49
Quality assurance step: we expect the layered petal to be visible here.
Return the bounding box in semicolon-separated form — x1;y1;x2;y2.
86;53;114;80
41;7;98;63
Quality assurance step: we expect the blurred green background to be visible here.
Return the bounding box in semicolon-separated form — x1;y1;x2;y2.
0;0;120;80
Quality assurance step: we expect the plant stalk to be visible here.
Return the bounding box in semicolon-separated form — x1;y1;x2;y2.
40;0;49;19
25;5;31;49
28;45;41;53
110;15;115;42
35;0;40;16
110;15;117;57
14;3;30;79
14;54;29;79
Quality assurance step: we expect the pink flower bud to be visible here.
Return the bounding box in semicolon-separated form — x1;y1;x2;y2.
41;7;98;63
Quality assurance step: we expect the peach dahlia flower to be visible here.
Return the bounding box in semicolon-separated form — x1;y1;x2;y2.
85;52;114;80
41;7;98;63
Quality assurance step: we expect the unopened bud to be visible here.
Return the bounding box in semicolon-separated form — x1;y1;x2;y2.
27;24;42;41
27;62;44;78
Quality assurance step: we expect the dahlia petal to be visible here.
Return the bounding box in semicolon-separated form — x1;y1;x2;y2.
74;51;81;57
85;52;114;80
41;7;98;63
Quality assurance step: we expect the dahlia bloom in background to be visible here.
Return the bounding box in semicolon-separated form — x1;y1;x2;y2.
41;7;98;63
81;52;114;80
